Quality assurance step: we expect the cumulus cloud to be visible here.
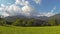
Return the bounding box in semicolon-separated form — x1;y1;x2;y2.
22;5;34;14
0;0;35;17
15;0;34;16
15;0;29;6
33;0;41;4
0;0;56;17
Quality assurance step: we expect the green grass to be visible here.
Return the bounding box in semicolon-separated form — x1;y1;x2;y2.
0;26;60;34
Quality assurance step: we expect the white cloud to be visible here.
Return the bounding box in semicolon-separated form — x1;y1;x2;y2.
22;5;35;16
44;12;55;17
36;12;55;17
15;0;29;5
2;12;9;17
33;0;41;4
0;0;56;17
15;0;21;4
15;0;34;16
22;5;32;13
36;6;56;17
1;4;5;7
0;0;35;17
51;6;56;13
8;5;21;12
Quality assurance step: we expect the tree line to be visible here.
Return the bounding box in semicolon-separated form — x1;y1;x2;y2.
0;18;60;27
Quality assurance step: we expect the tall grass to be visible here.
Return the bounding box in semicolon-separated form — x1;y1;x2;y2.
0;26;60;34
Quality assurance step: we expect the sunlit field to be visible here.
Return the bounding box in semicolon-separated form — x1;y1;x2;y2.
0;26;60;34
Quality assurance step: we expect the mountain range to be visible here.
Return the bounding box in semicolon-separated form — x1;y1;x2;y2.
0;13;60;22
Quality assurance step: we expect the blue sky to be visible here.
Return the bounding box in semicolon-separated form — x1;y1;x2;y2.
0;0;60;17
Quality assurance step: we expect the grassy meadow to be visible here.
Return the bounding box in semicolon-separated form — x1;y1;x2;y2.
0;26;60;34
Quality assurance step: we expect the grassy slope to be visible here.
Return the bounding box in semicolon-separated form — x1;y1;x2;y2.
0;26;60;34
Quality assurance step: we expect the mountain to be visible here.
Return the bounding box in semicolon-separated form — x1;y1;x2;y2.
0;13;59;26
0;15;5;18
49;13;60;20
30;16;49;21
4;15;27;22
3;15;49;23
5;15;48;19
3;13;60;22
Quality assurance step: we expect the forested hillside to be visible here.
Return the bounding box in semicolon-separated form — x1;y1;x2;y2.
0;14;60;27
